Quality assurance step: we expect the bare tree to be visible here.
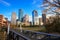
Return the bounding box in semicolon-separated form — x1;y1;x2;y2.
41;0;60;15
42;0;60;33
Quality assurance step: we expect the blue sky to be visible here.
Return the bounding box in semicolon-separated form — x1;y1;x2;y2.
0;0;43;21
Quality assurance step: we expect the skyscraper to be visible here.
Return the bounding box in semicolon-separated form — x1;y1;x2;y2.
39;18;44;25
11;12;16;25
23;14;30;26
18;9;23;22
32;10;38;25
42;10;46;25
23;14;29;22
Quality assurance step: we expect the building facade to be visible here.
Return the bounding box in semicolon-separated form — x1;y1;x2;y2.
42;10;46;25
18;9;23;22
39;18;43;25
23;14;29;22
32;10;38;25
0;15;8;27
23;14;30;26
11;12;16;25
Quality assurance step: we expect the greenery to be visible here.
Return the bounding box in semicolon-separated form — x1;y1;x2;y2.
22;25;40;27
42;0;60;33
45;16;60;33
21;26;46;32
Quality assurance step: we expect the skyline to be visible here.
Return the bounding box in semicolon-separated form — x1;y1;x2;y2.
0;0;43;21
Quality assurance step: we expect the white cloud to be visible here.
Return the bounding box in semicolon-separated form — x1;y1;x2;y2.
0;0;10;6
38;16;42;18
38;3;49;8
8;17;11;21
48;0;54;3
16;16;18;19
29;16;32;22
32;0;40;5
4;15;11;21
46;14;56;18
44;6;51;9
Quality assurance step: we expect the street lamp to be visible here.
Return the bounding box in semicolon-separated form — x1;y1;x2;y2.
20;22;22;32
7;23;10;35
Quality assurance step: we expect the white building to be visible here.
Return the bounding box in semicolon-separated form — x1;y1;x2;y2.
23;14;30;26
23;14;29;22
32;10;39;25
11;12;16;25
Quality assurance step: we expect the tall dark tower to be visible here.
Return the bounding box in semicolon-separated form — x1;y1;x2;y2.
42;10;46;25
32;10;38;25
18;9;23;22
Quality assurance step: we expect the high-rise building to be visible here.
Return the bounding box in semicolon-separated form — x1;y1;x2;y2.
42;10;46;25
39;18;44;25
39;18;41;25
11;12;16;25
16;19;20;27
18;9;23;22
23;14;30;26
23;14;29;22
0;15;8;27
32;10;38;25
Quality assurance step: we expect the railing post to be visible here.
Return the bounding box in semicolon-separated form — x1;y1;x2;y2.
7;24;10;40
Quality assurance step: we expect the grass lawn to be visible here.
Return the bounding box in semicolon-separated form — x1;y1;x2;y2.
22;26;46;32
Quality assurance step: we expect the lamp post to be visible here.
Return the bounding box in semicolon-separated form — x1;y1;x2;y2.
7;23;10;35
20;22;22;32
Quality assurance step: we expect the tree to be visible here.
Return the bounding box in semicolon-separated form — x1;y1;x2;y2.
45;16;60;33
41;0;60;33
41;0;60;15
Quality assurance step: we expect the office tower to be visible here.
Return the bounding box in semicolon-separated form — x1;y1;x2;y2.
18;9;23;22
11;12;16;25
32;10;38;25
23;14;30;26
39;18;43;25
42;10;46;25
39;18;41;25
23;14;29;22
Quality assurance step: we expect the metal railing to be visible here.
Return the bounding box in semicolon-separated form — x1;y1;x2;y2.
7;29;30;40
7;29;60;40
21;30;60;40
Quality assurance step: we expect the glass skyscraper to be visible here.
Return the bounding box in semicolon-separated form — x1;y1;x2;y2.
32;10;38;25
18;9;23;22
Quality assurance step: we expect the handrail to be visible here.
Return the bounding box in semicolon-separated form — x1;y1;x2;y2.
9;29;60;40
10;29;30;40
23;30;60;37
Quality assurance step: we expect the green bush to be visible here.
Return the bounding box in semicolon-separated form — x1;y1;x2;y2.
45;17;60;33
22;25;39;27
